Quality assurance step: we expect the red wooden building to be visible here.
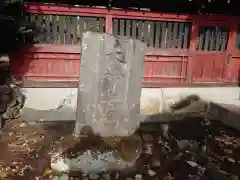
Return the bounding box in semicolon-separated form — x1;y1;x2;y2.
10;1;240;87
11;0;240;120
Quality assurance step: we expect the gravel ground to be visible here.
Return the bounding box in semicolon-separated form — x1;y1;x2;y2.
0;111;240;180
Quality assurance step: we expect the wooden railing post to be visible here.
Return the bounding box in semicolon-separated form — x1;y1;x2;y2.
186;20;199;83
227;23;238;51
225;23;238;80
189;21;199;52
105;14;113;34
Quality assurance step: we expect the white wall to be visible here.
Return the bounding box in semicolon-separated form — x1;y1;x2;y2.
20;87;240;121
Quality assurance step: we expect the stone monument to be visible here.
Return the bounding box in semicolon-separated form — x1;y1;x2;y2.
75;32;146;137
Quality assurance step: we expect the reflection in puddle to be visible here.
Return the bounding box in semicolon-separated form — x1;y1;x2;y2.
51;149;137;176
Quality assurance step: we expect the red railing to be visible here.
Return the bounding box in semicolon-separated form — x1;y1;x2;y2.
9;2;240;87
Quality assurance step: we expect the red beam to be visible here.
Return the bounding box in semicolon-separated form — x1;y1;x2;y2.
25;2;240;23
105;14;113;34
12;44;81;54
13;44;191;57
16;2;240;88
24;2;192;22
24;3;108;17
17;53;80;60
227;24;238;51
187;20;199;83
110;12;192;22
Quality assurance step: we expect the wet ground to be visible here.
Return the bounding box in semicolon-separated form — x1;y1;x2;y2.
0;110;240;180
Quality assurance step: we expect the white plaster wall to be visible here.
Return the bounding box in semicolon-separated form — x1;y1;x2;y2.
20;87;240;121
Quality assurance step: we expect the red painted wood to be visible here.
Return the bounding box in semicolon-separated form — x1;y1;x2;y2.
191;53;227;82
10;52;80;82
227;24;237;52
144;61;186;79
187;20;199;83
9;2;240;88
24;3;108;16
21;53;80;60
25;2;191;22
105;14;113;34
110;15;191;22
189;20;232;83
144;55;187;83
146;48;189;56
195;20;234;26
225;57;240;81
10;50;188;86
212;55;226;80
17;45;189;56
26;9;105;17
25;2;240;24
25;2;240;23
18;44;81;53
10;47;239;87
224;24;238;80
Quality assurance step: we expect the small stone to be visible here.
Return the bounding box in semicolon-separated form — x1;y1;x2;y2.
142;134;154;142
52;176;61;180
227;157;235;163
19;123;26;127
28;122;37;125
82;173;88;177
135;174;143;180
59;174;69;180
8;132;14;136
143;143;153;154
102;173;111;180
230;175;239;180
148;169;156;176
115;172;119;179
89;173;99;179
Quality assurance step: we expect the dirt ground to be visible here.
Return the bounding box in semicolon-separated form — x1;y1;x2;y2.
0;110;240;180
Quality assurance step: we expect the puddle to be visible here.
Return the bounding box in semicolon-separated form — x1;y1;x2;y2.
51;149;137;175
50;127;143;178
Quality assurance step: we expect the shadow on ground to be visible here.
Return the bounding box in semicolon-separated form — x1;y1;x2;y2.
0;97;240;180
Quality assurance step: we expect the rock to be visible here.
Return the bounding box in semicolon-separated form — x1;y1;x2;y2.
89;173;99;179
59;174;69;180
8;132;13;136
51;152;69;173
141;134;154;142
102;173;111;180
19;123;26;127
230;175;239;180
28;122;37;126
135;174;143;180
0;84;26;124
148;169;156;176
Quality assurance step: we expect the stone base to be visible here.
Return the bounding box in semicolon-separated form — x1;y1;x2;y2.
19;87;240;122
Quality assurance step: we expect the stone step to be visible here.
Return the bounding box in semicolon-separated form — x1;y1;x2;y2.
209;102;240;132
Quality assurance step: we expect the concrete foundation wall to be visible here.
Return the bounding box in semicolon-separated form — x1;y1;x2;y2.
19;87;240;121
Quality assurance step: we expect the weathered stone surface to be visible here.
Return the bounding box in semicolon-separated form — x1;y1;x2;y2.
0;59;25;128
75;32;146;137
209;102;240;131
